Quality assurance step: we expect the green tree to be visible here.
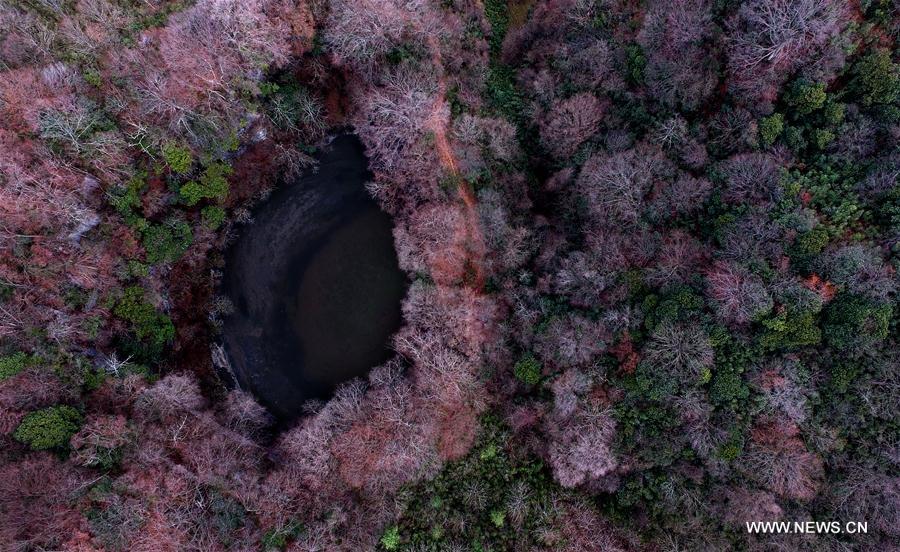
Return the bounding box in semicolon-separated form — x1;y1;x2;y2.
513;353;542;385
380;526;400;550
0;351;29;380
822;294;892;350
852;49;899;106
114;286;175;352
107;173;146;217
759;310;822;350
201;206;227;229
708;332;754;407
14;405;82;450
161;142;193;174
811;128;834;150
758;113;784;146
142;219;193;265
179;162;231;206
790;224;830;263
785;80;827;115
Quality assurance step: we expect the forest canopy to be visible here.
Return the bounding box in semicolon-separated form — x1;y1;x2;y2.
0;0;898;551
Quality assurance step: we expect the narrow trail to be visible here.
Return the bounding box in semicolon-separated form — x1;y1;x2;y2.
427;36;487;292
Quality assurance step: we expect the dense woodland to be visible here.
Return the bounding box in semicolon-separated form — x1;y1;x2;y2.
0;0;899;550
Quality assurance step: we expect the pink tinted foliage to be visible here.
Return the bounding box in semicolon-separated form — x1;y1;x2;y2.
719;152;784;205
134;373;206;424
540;93;607;159
705;260;774;326
217;389;273;440
394;203;468;285
577;145;672;227
0;367;71;412
638;0;718;110
552;251;616;308
648;173;712;220
70;414;131;468
537;498;628;552
726;0;849;108
642;322;715;386
744;417;825;501
0;453;86;550
722;486;784;528
533;314;610;370
544;369;618;488
175;413;264;486
644;229;707;290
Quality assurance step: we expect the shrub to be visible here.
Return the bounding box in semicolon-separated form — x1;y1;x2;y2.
718;441;742;461
490;509;505;527
127;260;149;278
852;49;899;106
513;353;542;386
14;405;83;450
758;113;784;146
161;142;193;174
208;489;247;544
0;351;29;380
83;68;102;87
0;282;12;302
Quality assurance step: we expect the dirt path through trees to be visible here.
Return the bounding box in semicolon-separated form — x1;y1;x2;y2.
427;36;487;292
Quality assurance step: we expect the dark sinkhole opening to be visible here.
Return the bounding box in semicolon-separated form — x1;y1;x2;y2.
221;134;407;419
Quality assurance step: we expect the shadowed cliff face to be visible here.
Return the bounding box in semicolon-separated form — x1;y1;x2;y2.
222;134;406;419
